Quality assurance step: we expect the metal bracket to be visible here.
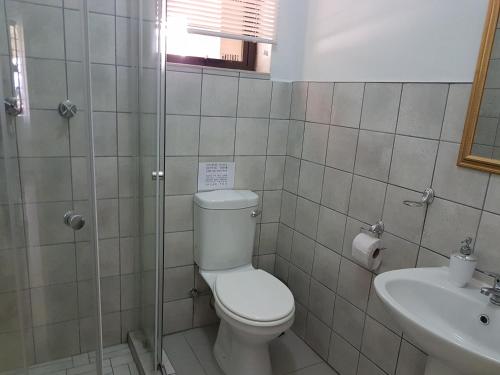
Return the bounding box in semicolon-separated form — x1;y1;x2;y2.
4;96;22;116
152;171;164;180
360;220;384;238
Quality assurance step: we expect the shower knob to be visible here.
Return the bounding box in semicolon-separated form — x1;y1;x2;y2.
58;100;78;119
63;210;85;230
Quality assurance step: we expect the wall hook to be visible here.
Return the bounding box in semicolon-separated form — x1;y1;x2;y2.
403;187;434;207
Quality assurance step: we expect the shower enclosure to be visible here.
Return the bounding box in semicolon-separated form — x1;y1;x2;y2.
0;0;165;373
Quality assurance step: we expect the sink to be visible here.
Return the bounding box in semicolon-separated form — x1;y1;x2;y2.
374;267;500;375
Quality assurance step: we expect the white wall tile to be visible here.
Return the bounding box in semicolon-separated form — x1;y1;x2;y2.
237;78;272;118
305;314;332;360
354;130;394;181
268;120;289;155
262;190;282;222
166;71;202;115
288;266;311;306
89;13;115;64
287;120;305;158
441;84;472;142
270;82;292;119
360;83;401;133
395;340;427;375
199;117;236;156
348;175;386;224
291;231;315;273
165;115;200;156
382;185;426;243
298;160;324;203
325;126;358;172
397;83;448;139
389;135;438;192
361;316;401;374
475;212;500;272
328;332;359;375
281;191;297;227
234;156;266;190
312;244;341;291
331;83;364;128
295;197;320;239
485;174;500;215
264;156;285;190
441;83;472;142
321;167;352;214
422;198;481;257
302;123;329;164
332;297;365;349
6;2;65;59
433;142;489;208
306;82;334;124
317;206;346;253
337;258;371;311
291;82;308;121
235;118;269;155
376;232;418;274
201;74;238;116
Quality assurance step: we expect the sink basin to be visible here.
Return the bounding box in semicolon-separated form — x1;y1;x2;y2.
374;267;500;375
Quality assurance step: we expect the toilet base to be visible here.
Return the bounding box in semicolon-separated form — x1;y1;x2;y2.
214;320;273;375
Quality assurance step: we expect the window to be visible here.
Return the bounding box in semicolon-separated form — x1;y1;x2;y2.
166;0;279;71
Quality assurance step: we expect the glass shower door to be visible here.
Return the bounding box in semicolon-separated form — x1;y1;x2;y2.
137;0;166;369
0;1;102;373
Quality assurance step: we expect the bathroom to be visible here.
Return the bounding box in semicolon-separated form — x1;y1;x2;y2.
1;0;500;374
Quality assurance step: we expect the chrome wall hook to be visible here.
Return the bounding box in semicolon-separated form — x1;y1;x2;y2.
403;187;434;207
360;220;384;238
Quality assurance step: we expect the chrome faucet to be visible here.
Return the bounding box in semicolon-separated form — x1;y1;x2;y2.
480;272;500;306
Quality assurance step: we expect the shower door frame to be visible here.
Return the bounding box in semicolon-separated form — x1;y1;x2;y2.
80;0;104;372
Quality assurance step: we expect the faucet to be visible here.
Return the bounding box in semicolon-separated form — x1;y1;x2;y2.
480;272;500;306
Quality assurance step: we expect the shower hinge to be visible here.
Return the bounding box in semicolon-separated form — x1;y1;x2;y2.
152;171;164;180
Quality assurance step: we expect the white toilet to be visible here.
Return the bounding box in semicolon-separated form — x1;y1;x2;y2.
194;190;295;375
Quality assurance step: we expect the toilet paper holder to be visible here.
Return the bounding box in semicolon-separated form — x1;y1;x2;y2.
360;220;384;238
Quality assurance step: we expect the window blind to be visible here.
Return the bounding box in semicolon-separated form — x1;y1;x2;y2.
166;0;279;44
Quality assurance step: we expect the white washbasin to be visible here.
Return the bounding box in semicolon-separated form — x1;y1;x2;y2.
374;267;500;375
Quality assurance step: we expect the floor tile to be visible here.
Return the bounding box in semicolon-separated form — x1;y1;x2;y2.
289;363;338;375
163;324;330;375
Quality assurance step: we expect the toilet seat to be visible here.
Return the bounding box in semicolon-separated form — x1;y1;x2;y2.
214;269;294;324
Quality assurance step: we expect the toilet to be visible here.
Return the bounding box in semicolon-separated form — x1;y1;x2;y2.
194;190;295;375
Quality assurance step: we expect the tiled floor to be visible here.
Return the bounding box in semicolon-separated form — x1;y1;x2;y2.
163;325;338;375
0;344;139;375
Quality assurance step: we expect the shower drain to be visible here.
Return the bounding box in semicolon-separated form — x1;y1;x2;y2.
479;314;490;325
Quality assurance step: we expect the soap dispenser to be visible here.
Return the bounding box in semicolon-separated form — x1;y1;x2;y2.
449;237;477;287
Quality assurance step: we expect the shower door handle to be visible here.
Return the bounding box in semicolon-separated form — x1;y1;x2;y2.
63;211;85;230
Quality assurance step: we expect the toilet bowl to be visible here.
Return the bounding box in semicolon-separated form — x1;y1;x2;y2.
201;266;295;375
193;190;295;375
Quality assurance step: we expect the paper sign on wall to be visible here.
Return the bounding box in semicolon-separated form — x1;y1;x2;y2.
198;162;235;191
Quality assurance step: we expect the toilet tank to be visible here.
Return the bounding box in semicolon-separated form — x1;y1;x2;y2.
194;190;259;271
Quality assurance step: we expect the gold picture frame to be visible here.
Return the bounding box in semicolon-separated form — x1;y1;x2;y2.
458;0;500;174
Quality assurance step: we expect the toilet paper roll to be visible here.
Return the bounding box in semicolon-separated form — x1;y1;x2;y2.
352;233;382;271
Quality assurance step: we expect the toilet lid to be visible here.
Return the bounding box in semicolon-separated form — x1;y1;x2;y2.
215;269;294;322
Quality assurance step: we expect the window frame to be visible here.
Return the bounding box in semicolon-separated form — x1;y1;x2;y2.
166;41;257;71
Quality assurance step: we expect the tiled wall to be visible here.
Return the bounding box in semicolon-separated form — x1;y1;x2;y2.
162;64;291;334
276;81;500;375
0;0;155;370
